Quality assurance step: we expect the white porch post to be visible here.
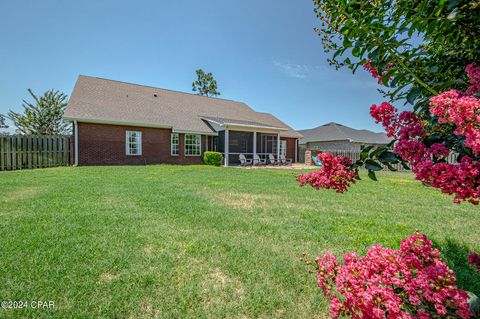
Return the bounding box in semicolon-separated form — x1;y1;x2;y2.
295;139;298;163
277;134;280;159
74;120;79;166
253;132;257;160
224;128;229;166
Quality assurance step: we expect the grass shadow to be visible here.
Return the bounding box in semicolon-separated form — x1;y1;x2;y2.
439;238;480;296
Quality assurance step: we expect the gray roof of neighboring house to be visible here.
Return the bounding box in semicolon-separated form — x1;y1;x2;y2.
64;75;302;138
298;122;391;145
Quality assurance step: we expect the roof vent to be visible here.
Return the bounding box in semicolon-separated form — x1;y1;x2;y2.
153;93;158;97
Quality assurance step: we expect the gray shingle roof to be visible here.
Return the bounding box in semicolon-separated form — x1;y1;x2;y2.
64;75;302;138
298;122;391;144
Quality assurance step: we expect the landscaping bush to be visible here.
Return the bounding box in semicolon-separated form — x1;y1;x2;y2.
203;151;223;166
305;232;473;318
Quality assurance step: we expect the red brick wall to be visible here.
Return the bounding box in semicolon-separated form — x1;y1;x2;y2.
281;137;298;162
76;122;205;165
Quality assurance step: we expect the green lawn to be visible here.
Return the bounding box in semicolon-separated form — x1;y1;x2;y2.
0;165;479;318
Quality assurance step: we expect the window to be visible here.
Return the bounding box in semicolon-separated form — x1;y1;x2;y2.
280;140;287;156
184;134;201;156
126;131;142;155
171;133;179;156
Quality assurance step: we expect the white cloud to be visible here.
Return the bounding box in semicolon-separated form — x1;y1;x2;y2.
273;61;312;79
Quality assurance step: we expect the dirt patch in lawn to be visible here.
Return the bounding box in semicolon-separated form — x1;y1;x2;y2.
144;244;153;257
0;187;42;202
198;189;276;210
199;188;317;213
97;272;119;284
201;268;245;303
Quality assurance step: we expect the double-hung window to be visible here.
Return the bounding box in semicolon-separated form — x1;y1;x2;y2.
171;133;179;156
184;134;201;156
126;131;142;156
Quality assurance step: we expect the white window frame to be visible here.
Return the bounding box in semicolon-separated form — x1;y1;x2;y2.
126;131;142;156
171;133;179;156
184;134;201;156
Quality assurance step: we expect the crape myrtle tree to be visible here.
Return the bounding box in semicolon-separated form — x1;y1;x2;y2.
192;69;221;97
298;0;480;204
4;89;70;135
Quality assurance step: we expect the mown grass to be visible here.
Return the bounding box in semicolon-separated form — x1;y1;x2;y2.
0;165;479;318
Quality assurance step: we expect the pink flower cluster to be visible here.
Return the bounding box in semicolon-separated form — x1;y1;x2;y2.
364;60;392;84
468;252;480;270
371;101;480;204
297;152;357;193
430;89;480;154
370;102;398;137
466;63;480;95
313;233;471;319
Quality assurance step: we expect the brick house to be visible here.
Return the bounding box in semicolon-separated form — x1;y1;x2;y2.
298;122;391;151
64;76;302;166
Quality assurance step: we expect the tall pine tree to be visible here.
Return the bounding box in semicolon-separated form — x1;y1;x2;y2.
192;69;221;97
6;89;70;135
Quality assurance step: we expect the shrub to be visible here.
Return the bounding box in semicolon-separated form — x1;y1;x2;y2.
305;232;472;318
203;151;223;166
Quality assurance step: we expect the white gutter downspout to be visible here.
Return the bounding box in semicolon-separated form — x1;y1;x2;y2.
277;134;280;159
224;127;229;167
74;120;79;166
253;132;257;161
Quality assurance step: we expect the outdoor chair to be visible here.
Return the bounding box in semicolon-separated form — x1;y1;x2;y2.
239;154;252;166
268;154;280;165
253;154;266;166
280;154;292;165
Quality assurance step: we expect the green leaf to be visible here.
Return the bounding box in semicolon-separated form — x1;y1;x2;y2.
406;87;421;105
447;0;460;10
378;151;397;163
400;161;410;170
368;170;378;181
365;159;383;171
386;163;398;171
370;146;387;158
447;8;459;20
360;145;374;161
352;47;361;57
426;65;439;73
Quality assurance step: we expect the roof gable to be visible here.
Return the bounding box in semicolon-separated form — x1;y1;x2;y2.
64;75;302;138
299;122;391;144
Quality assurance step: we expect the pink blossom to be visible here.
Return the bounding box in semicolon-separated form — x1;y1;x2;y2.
468;252;480;270
297;152;357;193
430;89;480;154
364;60;392;84
466;63;480;95
312;233;471;319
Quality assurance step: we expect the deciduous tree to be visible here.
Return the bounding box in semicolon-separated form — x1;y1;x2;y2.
301;0;480;204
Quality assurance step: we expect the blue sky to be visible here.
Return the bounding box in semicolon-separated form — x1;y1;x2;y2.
0;0;388;132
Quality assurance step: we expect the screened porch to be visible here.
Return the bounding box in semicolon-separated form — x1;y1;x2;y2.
216;130;287;166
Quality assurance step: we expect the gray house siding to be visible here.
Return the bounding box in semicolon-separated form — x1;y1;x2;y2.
304;140;387;151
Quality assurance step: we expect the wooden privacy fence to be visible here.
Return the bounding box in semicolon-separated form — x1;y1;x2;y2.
304;148;457;171
0;135;72;171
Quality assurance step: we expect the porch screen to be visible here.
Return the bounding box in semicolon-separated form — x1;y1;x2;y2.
229;131;254;154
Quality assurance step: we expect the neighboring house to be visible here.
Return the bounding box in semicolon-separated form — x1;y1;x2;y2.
298;122;391;151
64;76;302;166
